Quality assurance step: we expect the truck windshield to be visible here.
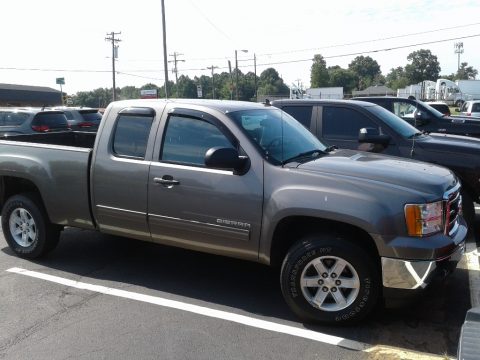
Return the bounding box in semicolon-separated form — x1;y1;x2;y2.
228;108;327;165
368;105;420;139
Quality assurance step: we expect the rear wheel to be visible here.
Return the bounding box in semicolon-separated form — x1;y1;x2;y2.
280;234;380;324
1;193;60;259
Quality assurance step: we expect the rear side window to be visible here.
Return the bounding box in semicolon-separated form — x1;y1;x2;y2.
161;115;233;166
280;106;313;128
112;114;154;159
31;113;68;129
2;111;29;126
472;103;480;112
323;106;377;139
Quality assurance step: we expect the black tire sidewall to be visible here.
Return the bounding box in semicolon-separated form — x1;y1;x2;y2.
1;195;48;259
281;236;379;324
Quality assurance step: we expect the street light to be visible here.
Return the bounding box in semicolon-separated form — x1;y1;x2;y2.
235;49;248;100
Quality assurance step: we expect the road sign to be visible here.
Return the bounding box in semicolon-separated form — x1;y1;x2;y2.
197;85;203;98
140;89;157;99
56;77;65;85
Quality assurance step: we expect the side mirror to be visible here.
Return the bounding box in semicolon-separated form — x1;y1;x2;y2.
358;127;391;146
205;147;249;175
414;110;429;125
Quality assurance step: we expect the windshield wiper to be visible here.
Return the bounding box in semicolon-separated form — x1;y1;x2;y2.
281;149;326;165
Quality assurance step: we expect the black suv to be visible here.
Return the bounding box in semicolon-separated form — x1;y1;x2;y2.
351;96;480;138
272;98;480;226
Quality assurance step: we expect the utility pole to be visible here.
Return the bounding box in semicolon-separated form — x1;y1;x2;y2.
207;65;219;99
454;42;464;71
105;31;121;102
168;52;185;98
161;0;169;98
235;49;248;100
254;53;257;102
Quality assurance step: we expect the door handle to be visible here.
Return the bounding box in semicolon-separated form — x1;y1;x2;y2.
154;176;180;186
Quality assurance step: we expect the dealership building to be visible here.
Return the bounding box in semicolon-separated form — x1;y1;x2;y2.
0;83;62;107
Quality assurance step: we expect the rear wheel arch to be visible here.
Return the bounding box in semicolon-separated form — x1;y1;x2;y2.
0;176;45;213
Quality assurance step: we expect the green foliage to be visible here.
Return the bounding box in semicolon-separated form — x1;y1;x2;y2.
348;56;381;90
456;62;478;80
405;49;441;83
257;68;289;98
310;54;330;87
386;67;409;90
327;67;357;93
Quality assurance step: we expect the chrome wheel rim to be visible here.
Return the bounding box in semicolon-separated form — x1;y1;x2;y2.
9;208;37;247
300;256;360;312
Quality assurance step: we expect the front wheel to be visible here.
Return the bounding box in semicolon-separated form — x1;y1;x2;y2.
280;234;380;324
1;193;60;259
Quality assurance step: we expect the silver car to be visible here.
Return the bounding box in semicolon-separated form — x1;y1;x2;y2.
458;100;480;118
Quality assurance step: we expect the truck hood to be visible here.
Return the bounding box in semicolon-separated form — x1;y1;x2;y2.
418;133;480;155
296;149;455;196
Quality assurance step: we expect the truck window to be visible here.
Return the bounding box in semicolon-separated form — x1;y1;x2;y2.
393;102;416;117
323;107;377;139
112;114;154;159
280;106;313;128
161;115;234;167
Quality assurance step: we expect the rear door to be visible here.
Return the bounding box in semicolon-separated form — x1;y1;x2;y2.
147;106;264;260
92;106;158;240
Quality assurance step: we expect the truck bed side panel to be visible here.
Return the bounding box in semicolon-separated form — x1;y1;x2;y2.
0;141;94;229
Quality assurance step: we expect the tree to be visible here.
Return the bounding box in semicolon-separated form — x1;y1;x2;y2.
119;86;140;100
176;75;197;98
456;62;478;80
404;49;441;83
348;56;381;90
386;67;409;90
310;54;329;87
257;68;289;97
327;67;357;94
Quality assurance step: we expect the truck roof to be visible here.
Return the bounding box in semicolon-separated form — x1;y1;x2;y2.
271;98;378;108
109;99;273;114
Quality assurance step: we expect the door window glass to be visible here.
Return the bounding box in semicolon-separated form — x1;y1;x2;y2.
393;102;416;118
3;111;29;126
281;106;313;128
161;115;233;166
323;107;378;139
112;114;154;159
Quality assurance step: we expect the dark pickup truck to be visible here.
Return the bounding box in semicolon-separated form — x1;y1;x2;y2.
0;99;466;324
351;96;480;138
272;99;480;226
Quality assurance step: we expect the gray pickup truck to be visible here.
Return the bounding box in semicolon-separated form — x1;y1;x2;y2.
0;99;467;324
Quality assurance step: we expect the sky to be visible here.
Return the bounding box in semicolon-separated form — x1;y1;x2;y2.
1;0;479;95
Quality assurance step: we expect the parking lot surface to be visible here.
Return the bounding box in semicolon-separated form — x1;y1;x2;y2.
0;227;474;359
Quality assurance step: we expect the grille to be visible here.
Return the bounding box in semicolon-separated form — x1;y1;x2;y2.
444;186;461;236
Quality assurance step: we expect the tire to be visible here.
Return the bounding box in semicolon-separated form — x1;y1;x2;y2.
1;193;60;259
280;234;380;324
461;189;476;232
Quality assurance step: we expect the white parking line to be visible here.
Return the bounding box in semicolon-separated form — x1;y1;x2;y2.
6;267;366;351
466;243;480;307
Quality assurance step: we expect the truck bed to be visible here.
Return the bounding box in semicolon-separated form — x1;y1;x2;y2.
0;132;95;229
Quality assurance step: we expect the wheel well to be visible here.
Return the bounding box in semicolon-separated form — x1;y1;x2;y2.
0;177;42;211
270;216;380;269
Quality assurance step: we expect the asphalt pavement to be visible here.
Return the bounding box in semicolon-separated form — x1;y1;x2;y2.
0;224;475;360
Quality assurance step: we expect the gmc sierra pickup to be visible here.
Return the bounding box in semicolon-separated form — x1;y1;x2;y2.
0;99;466;324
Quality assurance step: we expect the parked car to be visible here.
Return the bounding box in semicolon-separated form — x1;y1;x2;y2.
0;107;69;136
350;96;480;138
271;98;480;226
0;99;467;324
457;100;480;118
425;101;451;116
50;106;102;131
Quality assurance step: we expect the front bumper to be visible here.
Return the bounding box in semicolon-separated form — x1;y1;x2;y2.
381;239;465;290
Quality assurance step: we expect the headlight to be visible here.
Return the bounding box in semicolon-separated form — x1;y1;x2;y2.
405;201;443;236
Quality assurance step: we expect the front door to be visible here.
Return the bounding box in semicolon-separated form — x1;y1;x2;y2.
147;108;264;261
